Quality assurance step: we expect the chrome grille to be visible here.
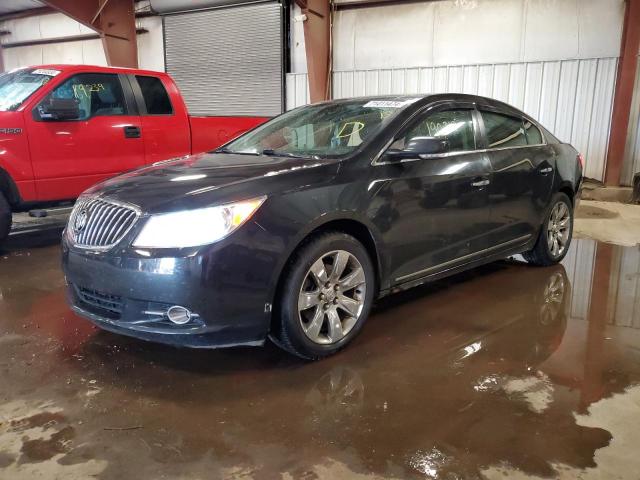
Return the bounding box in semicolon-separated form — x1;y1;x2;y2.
68;196;139;249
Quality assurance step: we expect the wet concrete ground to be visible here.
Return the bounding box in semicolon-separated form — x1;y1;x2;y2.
1;228;640;479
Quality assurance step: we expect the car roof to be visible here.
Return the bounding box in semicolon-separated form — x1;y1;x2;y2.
321;93;520;111
320;93;542;125
16;64;168;77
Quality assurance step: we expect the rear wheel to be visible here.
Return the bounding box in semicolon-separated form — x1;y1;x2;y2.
273;232;375;360
0;192;11;245
524;192;573;266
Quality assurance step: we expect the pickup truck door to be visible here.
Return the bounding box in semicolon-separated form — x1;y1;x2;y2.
25;72;145;201
129;74;191;164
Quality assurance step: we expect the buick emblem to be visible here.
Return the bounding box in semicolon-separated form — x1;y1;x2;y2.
74;210;88;233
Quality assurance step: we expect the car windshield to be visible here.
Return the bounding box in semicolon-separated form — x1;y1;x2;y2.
0;68;60;111
221;99;419;158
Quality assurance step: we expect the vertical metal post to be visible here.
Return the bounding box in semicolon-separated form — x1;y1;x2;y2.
605;0;640;186
295;0;331;103
42;0;138;68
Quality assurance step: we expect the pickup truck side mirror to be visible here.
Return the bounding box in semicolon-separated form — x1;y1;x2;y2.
38;97;81;121
384;136;450;161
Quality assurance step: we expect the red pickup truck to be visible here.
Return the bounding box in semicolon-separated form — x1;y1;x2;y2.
0;64;267;243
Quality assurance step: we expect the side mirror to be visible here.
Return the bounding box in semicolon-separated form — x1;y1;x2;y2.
385;136;450;161
38;97;81;121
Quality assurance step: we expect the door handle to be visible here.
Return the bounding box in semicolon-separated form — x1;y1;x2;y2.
540;167;553;175
124;125;141;138
471;179;490;187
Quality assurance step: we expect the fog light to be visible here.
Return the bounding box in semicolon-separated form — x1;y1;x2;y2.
166;305;192;325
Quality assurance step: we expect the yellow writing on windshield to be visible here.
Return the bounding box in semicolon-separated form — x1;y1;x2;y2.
336;121;365;139
72;83;105;99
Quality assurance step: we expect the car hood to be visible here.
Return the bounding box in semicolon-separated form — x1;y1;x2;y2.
86;152;338;213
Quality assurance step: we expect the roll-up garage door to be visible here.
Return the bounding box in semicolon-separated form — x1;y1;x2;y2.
163;1;283;117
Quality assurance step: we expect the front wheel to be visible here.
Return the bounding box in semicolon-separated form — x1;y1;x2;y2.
524;192;573;266
273;232;375;360
0;192;11;246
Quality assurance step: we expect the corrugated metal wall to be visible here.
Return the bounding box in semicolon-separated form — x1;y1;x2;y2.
622;57;640;186
286;57;618;180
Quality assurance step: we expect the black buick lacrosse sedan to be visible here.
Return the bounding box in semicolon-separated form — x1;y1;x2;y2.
62;94;583;359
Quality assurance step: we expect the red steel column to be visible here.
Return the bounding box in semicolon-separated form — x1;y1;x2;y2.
42;0;138;68
605;0;640;186
295;0;331;103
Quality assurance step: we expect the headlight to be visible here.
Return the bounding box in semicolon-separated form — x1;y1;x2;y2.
132;196;266;248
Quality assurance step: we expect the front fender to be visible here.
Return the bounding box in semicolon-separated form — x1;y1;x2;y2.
259;184;388;317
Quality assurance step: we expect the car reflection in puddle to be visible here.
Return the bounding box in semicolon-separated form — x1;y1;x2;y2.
0;237;639;479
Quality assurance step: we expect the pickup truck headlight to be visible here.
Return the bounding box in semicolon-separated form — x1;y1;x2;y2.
132;197;266;248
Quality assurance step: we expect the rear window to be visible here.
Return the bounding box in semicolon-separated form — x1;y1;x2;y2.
136;75;173;115
481;111;527;149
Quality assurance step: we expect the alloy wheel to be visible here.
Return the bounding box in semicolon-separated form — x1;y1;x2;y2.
298;250;367;345
546;202;571;257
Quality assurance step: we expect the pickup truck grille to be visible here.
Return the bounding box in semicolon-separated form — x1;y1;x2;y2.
68;196;139;249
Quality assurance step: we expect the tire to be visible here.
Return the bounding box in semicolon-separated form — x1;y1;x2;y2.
273;231;375;360
0;192;11;246
524;192;573;266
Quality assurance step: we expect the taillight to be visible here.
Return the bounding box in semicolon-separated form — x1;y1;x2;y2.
577;153;585;170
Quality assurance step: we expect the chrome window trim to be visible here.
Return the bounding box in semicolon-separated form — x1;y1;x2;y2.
373;143;549;166
67;195;142;252
395;234;532;283
372;102;548;166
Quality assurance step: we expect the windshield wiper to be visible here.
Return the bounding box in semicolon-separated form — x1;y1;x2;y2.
261;149;317;159
214;147;260;156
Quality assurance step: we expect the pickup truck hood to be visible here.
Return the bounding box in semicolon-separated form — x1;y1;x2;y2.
87;152;337;213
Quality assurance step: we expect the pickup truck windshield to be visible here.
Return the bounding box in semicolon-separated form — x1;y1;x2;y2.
221;99;417;159
0;69;59;111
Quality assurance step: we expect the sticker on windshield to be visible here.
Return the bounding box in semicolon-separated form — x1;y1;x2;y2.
364;98;422;108
32;69;61;77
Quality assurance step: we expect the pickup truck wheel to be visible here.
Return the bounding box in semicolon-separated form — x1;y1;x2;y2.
0;192;11;245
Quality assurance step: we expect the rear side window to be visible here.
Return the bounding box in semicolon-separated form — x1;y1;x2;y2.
481;111;527;149
395;109;476;153
136;75;172;115
524;120;543;145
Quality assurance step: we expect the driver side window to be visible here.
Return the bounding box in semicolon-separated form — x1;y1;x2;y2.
391;109;476;153
36;73;127;121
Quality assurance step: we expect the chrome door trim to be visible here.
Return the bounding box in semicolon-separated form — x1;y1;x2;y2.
395;234;532;283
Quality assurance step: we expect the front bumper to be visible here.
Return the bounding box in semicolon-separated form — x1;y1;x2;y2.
62;222;281;349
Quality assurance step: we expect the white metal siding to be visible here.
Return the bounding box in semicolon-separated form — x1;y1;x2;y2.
286;57;617;181
164;2;283;117
622;57;640;186
0;12;165;72
329;0;624;72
